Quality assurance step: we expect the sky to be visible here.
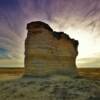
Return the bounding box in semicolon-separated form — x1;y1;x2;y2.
0;0;100;68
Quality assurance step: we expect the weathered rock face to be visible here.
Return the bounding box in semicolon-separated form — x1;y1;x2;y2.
25;21;79;77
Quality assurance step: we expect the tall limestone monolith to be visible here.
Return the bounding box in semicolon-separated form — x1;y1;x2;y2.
25;21;79;77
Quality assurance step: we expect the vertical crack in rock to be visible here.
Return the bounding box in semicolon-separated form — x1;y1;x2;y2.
25;21;79;77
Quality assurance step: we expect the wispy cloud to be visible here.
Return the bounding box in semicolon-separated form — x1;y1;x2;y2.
0;0;100;67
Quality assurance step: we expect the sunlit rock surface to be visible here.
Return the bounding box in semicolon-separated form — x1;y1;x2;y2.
25;21;79;77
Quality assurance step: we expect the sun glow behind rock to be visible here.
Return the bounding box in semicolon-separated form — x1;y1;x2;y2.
50;21;100;68
64;28;100;67
65;28;94;58
51;23;94;57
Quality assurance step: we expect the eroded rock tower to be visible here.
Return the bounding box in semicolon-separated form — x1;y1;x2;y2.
25;21;79;77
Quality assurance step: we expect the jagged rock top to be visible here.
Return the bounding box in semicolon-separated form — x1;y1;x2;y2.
27;21;79;50
27;21;53;32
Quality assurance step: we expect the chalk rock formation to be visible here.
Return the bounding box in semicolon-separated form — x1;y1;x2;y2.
25;21;79;77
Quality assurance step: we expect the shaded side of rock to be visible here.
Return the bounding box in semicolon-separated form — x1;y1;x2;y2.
24;21;79;77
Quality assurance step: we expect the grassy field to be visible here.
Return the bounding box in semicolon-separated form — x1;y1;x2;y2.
78;68;100;79
0;67;24;74
0;67;100;80
0;68;24;80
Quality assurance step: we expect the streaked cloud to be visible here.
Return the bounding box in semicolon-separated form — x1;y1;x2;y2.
0;0;100;67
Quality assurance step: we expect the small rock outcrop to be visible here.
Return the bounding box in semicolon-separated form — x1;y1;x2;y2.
25;21;79;77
